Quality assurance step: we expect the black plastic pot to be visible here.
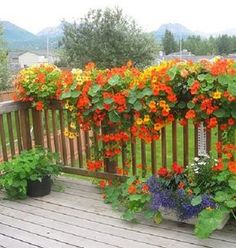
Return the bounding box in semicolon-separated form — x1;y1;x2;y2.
27;175;52;197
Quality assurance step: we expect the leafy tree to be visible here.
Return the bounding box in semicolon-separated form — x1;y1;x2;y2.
162;30;178;55
0;25;10;91
59;8;159;69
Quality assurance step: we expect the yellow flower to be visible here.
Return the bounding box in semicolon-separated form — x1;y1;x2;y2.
68;105;74;112
65;100;70;109
143;115;150;124
163;104;170;112
136;118;143;125
64;128;69;137
68;132;76;139
70;122;76;129
212;91;222;99
206;207;213;211
159;100;166;108
149;101;156;109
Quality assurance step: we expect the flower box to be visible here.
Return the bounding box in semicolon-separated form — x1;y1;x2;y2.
159;208;230;230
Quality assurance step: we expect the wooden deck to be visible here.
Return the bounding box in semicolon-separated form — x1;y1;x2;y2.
0;176;235;248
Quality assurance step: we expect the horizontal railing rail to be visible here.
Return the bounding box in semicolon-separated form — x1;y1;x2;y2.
0;100;229;179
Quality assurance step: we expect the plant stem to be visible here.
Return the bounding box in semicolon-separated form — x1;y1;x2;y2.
231;209;236;220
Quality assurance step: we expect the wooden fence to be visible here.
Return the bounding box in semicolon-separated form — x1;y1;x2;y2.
0;100;223;180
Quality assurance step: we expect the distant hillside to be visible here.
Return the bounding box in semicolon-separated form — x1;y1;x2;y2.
1;21;37;41
1;21;61;50
37;24;63;38
153;23;194;40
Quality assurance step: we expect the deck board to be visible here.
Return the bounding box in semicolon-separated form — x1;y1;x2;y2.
0;175;236;248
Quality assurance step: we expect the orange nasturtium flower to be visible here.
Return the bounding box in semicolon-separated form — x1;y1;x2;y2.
128;184;137;194
228;161;236;174
35;101;44;111
185;109;196;119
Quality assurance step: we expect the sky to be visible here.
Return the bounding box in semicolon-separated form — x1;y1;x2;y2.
1;0;236;34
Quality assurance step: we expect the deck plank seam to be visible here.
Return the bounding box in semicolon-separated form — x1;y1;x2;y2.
0;221;83;248
0;232;43;248
0;214;127;248
31;197;236;241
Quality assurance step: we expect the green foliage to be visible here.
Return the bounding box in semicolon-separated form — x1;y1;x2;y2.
0;24;10;91
60;8;159;69
103;176;151;221
162;30;178;55
195;207;229;239
0;148;60;199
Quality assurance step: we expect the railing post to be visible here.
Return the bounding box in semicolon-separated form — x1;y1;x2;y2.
19;109;32;150
32;109;44;146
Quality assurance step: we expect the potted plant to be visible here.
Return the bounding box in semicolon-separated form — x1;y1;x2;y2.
0;148;60;199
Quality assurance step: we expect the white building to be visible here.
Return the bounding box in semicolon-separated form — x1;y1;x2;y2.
18;51;48;68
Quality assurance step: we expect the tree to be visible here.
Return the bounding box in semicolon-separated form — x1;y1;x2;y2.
0;24;10;91
162;30;178;55
59;8;159;69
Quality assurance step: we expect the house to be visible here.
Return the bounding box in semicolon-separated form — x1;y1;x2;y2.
8;51;59;73
18;51;48;68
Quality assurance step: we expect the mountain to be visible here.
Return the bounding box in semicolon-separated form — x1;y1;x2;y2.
1;21;37;41
37;24;63;38
153;23;194;40
1;21;61;50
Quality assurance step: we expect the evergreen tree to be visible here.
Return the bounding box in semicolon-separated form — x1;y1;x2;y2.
162;30;178;55
60;8;159;69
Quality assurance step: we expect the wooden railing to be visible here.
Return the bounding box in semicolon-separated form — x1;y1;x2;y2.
0;100;222;180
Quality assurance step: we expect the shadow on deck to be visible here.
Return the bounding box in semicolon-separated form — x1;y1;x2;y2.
0;176;236;248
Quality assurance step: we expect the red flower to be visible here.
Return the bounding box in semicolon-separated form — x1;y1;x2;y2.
228;161;236;174
228;118;235;126
172;162;184;174
157;167;168;177
35;101;44;111
190;80;200;95
185;109;196;119
128;184;137;194
142;184;149;192
178;182;185;189
99;180;107;189
179;118;187;126
212;162;224;171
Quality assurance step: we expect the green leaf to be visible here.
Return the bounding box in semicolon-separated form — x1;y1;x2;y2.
187;102;195;109
108;75;120;86
225;200;236;208
128;96;137;104
134;101;142;111
218;75;232;86
71;91;81;98
60;91;71;99
168;66;178;80
213;109;226;118
141;88;153;97
187;78;194;87
144;209;155;219
231;108;236;118
205;74;214;84
153;211;162;224
191;195;202;206
104;98;113;104
122;211;135;221
228;81;236;96
228;178;236;190
214;191;231;202
88;85;101;97
195;208;229;239
129;194;143;201
197;74;206;81
108;110;120;122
